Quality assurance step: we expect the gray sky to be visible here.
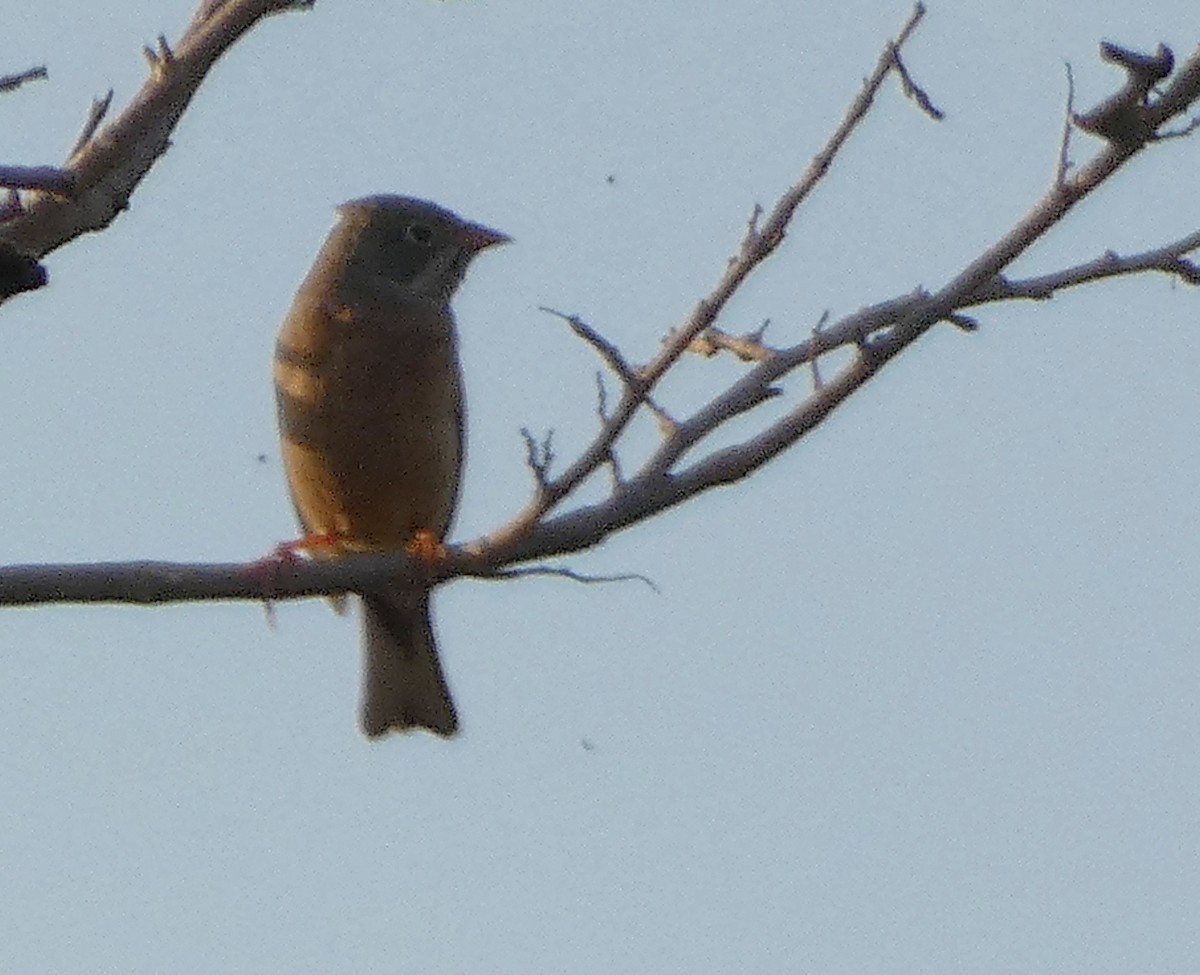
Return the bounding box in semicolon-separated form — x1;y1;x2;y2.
2;1;1198;972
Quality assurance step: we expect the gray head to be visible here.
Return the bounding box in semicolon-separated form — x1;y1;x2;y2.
333;195;510;302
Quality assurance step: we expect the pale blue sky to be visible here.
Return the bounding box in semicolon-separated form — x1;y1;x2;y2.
2;2;1198;973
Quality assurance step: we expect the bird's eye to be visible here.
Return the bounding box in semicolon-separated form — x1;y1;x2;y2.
405;223;433;246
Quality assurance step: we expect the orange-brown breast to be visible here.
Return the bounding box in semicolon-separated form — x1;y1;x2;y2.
273;273;464;552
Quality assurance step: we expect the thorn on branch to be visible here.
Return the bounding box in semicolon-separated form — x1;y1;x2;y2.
0;66;47;94
747;203;763;236
945;312;980;332
1167;257;1200;285
737;204;768;259
1074;42;1174;146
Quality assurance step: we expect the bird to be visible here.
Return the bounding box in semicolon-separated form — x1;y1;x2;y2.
272;195;509;738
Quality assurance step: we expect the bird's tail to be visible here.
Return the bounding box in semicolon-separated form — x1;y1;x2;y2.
359;592;458;738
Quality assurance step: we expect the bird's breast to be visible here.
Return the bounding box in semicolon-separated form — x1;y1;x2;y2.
274;296;465;550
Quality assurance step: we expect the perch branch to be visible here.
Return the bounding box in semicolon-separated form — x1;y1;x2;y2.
5;26;1200;610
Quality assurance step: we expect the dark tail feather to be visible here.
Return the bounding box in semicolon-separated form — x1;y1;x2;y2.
360;593;458;738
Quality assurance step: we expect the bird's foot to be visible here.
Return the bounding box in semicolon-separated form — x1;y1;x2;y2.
406;529;448;566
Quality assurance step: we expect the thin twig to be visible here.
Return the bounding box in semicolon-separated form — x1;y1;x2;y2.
968;230;1200;301
889;10;944;122
0;66;47;93
520;427;554;489
474;563;660;593
540;306;638;387
1057;62;1076;185
809;311;830;389
67;91;114;160
1;0;314;265
0;550;428;606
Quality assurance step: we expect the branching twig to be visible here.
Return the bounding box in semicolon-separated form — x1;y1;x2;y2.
0;0;312;276
466;3;934;566
968;230;1200;301
888;8;943;122
448;37;1200;573
520;427;555;490
4;18;1199;614
0;551;427;607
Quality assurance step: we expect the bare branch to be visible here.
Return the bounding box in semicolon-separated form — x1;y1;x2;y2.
969;230;1200;301
520;426;555;491
0;547;663;607
889;7;943;122
451;41;1200;571
468;5;932;565
0;550;428;607
0;0;313;271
